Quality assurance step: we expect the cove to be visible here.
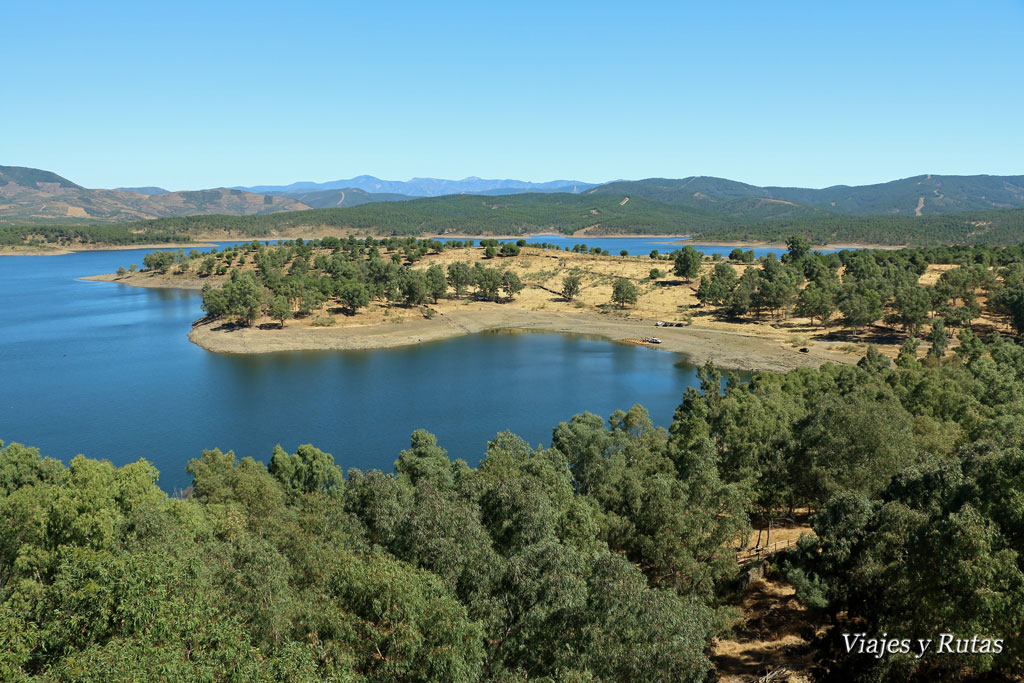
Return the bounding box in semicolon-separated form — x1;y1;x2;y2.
0;244;731;493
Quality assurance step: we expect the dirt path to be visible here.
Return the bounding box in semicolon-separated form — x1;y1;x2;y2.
713;576;816;682
619;196;630;206
335;191;345;206
915;196;925;216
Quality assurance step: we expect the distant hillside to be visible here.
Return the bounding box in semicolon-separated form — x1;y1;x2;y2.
60;192;720;239
14;191;1018;248
0;166;310;224
588;174;1024;216
276;187;413;209
0;165;82;191
7;194;1024;249
115;186;169;195
240;175;598;197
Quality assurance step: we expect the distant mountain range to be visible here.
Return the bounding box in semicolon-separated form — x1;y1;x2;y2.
587;175;1024;216
2;164;1023;226
0;166;309;223
275;187;414;209
239;175;597;197
114;186;169;195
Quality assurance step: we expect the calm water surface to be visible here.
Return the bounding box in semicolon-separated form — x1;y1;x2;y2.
517;234;844;259
0;243;733;492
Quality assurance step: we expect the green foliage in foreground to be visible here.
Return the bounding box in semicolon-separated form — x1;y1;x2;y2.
4;336;1024;679
0;402;743;682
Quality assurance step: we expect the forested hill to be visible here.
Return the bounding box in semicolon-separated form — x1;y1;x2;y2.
5;164;1024;248
588;174;1024;216
8;196;1024;250
275;187;414;209
0;165;83;190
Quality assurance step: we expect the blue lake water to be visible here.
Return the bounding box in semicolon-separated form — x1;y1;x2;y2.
514;234;844;259
0;242;736;493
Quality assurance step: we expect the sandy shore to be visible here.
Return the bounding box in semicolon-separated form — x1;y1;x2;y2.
187;308;855;373
81;272;209;290
1;242;215;256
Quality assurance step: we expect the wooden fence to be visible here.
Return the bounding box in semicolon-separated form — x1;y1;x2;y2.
736;537;798;565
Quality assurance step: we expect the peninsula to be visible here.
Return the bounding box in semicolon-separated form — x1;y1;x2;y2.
85;235;1021;372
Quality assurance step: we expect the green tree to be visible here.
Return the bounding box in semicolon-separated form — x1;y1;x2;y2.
611;278;638;308
929;318;948;358
425;264;447;302
142;250;174;273
673;246;702;282
447;262;473;298
337;281;370;313
839;287;883;330
893;286;931;335
200;283;228;319
786;235;811;261
473;265;502;301
696;262;737;307
500;270;524;300
269;443;344;497
225;270;263;325
394;430;454;488
562;272;582;300
267;294;292;327
400;269;428;305
796;280;837;326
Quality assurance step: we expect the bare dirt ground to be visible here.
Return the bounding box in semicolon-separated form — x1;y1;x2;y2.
713;576;817;683
715;510;817;682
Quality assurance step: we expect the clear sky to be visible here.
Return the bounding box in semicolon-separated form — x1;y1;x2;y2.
4;0;1022;190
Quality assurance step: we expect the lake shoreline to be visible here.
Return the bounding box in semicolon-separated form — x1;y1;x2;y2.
0;241;216;256
187;309;855;373
2;230;899;257
82;271;857;373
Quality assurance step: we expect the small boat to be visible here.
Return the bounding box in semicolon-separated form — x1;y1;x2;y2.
623;337;662;346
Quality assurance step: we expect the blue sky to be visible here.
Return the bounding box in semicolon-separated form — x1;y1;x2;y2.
4;0;1022;190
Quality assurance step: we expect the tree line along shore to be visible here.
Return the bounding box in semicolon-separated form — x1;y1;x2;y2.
4;327;1024;679
88;235;1024;370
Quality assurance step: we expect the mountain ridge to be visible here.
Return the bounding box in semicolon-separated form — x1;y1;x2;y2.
3;164;1024;226
239;175;598;197
588;174;1024;216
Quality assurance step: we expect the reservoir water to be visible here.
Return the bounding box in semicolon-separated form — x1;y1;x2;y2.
516;234;844;259
0;242;754;493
